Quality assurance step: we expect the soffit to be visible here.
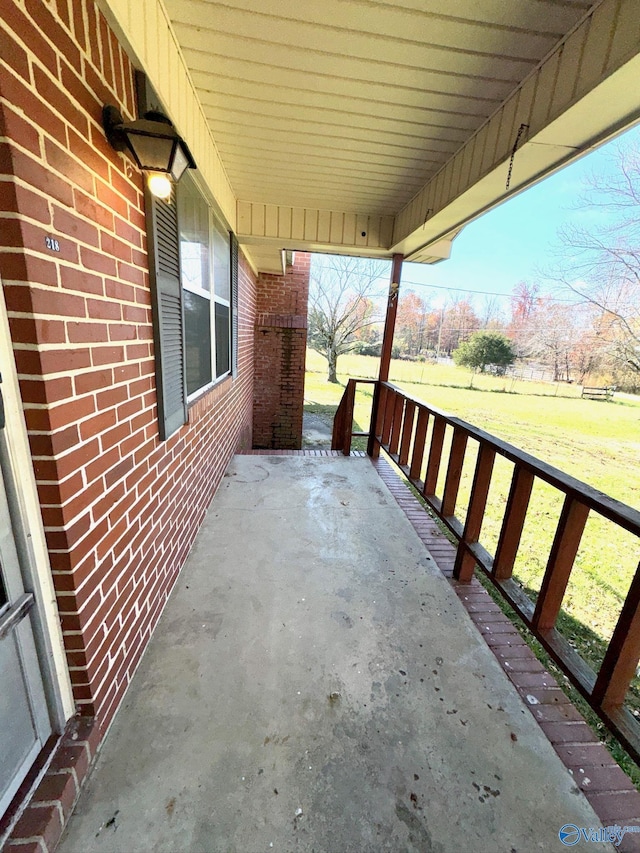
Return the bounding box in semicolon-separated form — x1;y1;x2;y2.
162;0;594;219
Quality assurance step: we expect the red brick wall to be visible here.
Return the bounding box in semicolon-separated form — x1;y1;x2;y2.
253;254;310;449
0;0;256;731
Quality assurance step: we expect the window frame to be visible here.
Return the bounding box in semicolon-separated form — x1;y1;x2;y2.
178;175;233;403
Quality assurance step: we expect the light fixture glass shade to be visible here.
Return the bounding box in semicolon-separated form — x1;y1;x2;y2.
127;132;176;173
103;105;196;183
170;144;190;182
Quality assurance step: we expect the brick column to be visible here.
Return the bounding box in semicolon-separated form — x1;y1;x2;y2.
253;253;310;449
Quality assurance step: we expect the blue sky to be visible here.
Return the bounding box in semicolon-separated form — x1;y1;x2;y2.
401;122;640;309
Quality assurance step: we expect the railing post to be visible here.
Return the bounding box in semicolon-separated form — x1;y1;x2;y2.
367;381;381;458
593;561;640;709
454;445;495;582
378;254;403;383
340;379;357;456
331;395;346;451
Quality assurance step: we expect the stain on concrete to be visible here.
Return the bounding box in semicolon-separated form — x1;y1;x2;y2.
331;610;353;628
395;799;442;852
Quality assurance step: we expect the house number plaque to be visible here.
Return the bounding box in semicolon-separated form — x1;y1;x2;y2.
45;236;61;252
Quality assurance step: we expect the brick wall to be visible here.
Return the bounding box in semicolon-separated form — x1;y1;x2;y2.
0;0;256;731
253;253;310;449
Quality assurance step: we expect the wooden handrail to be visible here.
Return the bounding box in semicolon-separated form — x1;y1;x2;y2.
330;378;376;455
333;377;640;764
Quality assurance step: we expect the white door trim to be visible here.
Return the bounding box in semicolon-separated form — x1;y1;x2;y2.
0;280;74;726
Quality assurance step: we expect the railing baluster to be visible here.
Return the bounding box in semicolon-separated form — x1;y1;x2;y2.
409;408;429;481
389;394;405;455
399;401;415;466
381;387;395;446
454;444;495;582
532;497;590;630
369;382;385;457
376;383;388;440
331;394;346;451
593;562;640;709
441;428;468;517
493;466;534;581
424;416;446;497
339;379;357;456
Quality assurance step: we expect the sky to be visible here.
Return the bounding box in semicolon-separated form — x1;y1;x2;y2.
400;121;640;310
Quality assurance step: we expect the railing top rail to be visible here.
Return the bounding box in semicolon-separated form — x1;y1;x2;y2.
380;381;640;537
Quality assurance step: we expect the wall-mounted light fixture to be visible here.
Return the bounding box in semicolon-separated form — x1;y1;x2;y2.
102;105;196;199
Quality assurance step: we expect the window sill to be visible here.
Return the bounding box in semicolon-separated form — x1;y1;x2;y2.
186;373;233;410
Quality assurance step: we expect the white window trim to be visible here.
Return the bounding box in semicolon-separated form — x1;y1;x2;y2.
181;179;232;401
0;280;75;726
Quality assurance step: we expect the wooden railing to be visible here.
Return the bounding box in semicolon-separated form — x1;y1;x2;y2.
332;379;640;763
331;378;376;455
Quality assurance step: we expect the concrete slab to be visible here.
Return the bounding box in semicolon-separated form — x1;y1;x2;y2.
58;456;613;853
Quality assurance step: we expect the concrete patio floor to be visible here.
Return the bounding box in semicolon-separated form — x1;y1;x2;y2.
58;455;612;853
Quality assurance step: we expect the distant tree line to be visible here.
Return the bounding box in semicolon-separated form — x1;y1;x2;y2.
307;138;640;390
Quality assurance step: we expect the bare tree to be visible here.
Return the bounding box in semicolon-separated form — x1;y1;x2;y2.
307;254;389;382
439;298;480;355
478;294;505;331
550;142;640;375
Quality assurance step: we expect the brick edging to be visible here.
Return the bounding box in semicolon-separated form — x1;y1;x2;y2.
241;449;367;456
2;717;100;853
371;455;640;852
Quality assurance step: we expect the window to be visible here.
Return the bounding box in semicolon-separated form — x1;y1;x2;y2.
178;173;232;398
146;175;238;441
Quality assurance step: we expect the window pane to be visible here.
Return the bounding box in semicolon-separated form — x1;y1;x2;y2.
215;303;230;377
212;222;230;301
184;290;212;394
179;176;210;295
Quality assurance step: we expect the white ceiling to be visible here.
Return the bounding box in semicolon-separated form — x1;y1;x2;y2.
163;0;594;220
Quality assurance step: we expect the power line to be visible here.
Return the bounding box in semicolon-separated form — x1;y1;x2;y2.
400;277;580;304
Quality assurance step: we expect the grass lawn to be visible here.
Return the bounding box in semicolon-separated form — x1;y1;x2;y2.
305;348;640;778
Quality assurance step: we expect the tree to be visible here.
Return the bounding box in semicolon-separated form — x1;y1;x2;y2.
395;291;429;357
439;299;480;354
453;331;516;374
548;142;640;375
508;281;542;355
478;294;505;331
307;255;389;382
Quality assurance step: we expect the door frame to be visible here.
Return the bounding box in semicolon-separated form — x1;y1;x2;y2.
0;280;74;733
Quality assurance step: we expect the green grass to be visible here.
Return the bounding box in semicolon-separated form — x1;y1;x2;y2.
305;349;640;782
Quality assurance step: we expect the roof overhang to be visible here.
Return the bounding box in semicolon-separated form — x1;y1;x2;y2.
99;0;640;273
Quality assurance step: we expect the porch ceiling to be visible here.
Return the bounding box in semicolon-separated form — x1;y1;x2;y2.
166;0;589;212
153;0;640;271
